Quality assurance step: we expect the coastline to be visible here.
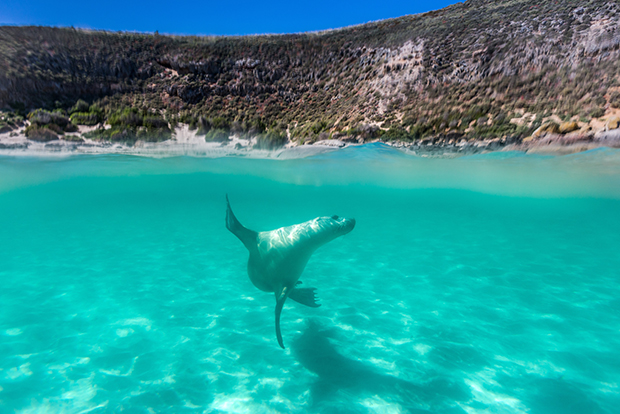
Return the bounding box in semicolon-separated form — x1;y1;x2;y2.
391;129;620;158
1;123;620;159
0;124;342;159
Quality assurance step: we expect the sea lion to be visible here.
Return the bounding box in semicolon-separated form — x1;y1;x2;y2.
225;195;356;348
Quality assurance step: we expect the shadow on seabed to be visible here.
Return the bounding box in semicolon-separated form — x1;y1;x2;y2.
292;319;470;413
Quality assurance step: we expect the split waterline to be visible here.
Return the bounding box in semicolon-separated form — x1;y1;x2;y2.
1;145;619;413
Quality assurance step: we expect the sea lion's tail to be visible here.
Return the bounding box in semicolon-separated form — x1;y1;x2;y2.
275;287;290;349
225;195;258;251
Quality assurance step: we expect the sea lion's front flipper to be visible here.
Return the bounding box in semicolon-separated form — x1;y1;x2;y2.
275;287;290;349
289;287;321;308
225;195;258;251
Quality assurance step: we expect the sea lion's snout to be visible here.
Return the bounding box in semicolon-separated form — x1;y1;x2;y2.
342;217;356;234
327;215;355;234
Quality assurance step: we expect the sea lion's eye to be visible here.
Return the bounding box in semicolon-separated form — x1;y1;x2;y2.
331;215;339;220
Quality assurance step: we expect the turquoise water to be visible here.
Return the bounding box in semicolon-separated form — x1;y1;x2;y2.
1;145;620;413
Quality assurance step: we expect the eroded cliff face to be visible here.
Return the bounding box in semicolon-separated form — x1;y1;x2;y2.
1;0;619;140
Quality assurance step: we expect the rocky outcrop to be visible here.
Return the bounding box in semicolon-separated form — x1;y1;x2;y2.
559;122;579;134
595;129;620;146
606;116;620;130
534;122;560;137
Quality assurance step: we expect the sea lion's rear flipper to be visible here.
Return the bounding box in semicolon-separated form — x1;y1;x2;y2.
275;288;290;349
289;287;321;308
225;195;258;251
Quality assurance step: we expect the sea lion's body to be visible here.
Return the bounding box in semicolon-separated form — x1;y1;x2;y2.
226;196;355;348
249;221;333;292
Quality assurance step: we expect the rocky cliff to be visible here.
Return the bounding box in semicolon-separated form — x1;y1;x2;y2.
1;0;619;143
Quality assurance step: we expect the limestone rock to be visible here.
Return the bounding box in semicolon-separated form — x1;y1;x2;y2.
606;116;620;130
533;122;560;137
594;130;620;148
559;121;579;134
313;139;346;148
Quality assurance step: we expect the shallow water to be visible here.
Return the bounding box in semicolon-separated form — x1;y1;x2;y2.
1;145;620;413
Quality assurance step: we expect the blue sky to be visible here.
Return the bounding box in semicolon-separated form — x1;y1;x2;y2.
0;0;459;35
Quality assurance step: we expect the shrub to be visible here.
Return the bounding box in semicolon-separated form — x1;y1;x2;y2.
245;118;266;136
589;107;605;118
45;123;65;134
137;127;172;142
211;117;230;130
474;122;517;138
70;99;90;114
65;123;78;133
310;120;330;135
84;127;137;143
29;109;52;125
204;128;229;142
196;116;212;135
254;131;287;149
70;112;101;126
108;108;143;127
494;113;507;125
25;125;58;142
356;124;381;140
610;92;620;109
382;126;409;141
143;116;169;129
29;109;70;129
409;123;433;139
89;104;104;117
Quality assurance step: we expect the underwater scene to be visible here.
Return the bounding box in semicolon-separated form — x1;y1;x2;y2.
1;145;620;413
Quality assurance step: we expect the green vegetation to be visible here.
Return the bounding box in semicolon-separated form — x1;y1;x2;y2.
28;109;76;131
611;92;620;109
204;129;229;142
24;109;77;141
81;107;171;143
24;125;59;142
70;112;101;126
254;131;287;149
381;126;409;141
70;99;90;114
68;101;105;126
0;110;24;133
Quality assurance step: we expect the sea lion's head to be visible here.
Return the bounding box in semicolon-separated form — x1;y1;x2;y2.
305;215;356;246
328;215;356;235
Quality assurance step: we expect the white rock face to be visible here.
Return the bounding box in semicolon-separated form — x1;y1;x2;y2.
312;140;347;148
594;129;620;145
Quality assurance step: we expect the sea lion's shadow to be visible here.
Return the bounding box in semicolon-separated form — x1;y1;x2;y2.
291;319;469;412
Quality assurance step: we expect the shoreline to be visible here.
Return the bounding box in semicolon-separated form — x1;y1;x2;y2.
0;124;338;159
388;129;620;158
1;124;620;159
